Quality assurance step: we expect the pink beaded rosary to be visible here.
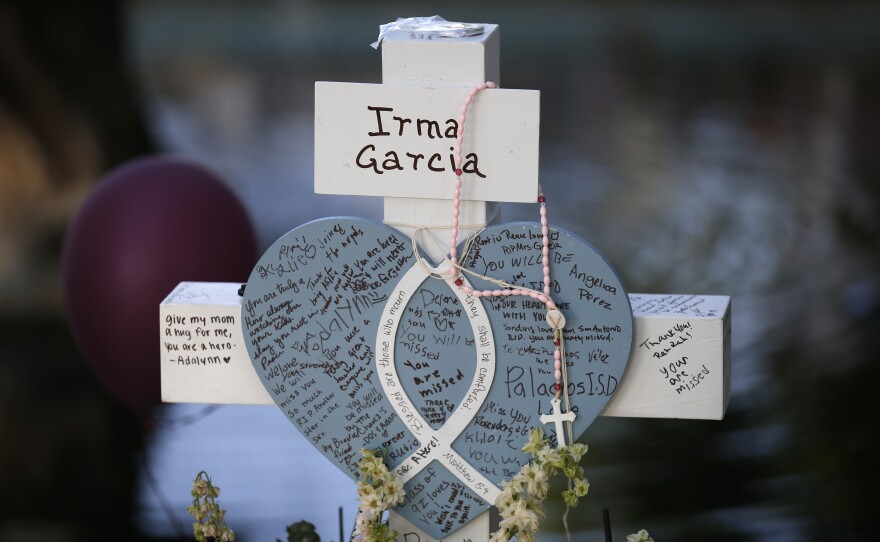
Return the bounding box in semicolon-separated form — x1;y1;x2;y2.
446;82;573;442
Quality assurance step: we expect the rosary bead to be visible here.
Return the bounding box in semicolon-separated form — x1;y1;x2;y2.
546;309;566;329
448;82;567;402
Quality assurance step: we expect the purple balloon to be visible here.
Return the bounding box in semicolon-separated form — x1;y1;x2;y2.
62;156;258;412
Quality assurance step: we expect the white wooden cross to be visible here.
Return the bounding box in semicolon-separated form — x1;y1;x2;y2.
160;20;730;542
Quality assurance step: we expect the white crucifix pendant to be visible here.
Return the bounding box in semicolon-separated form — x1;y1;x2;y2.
540;397;577;448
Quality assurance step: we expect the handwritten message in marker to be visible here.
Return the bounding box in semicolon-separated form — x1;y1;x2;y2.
240;218;633;538
314;82;539;202
454;222;633;456
162;312;237;367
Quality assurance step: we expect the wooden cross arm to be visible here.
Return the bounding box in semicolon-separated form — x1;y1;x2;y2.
160;282;730;420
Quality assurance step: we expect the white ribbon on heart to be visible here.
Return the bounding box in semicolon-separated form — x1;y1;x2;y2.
375;260;501;503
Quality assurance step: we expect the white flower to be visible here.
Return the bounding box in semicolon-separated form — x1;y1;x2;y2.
522;427;546;456
498;498;540;534
359;458;384;480
507;471;527;494
498;514;521;534
358;485;385;518
201;523;217;538
382;478;405;507
535;446;562;468
522;464;549;499
353;511;371;540
187;505;203;522
193;478;209;497
358;450;389;480
626;529;654;542
525;496;546;523
491;429;593;542
356;481;374;499
567;442;588;462
495;483;518;514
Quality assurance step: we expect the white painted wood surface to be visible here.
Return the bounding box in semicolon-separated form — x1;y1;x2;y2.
314;82;539;203
608;294;731;419
380;23;500;88
160;282;264;405
160;281;730;420
379;23;508;267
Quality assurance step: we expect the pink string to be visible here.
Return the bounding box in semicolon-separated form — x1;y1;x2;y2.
449;82;565;394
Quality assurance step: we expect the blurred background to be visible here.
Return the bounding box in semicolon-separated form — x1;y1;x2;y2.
2;0;879;541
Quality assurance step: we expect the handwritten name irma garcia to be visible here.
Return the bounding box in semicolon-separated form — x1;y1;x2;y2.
356;106;486;178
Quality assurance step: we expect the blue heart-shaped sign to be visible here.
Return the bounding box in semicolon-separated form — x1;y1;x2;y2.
241;218;632;538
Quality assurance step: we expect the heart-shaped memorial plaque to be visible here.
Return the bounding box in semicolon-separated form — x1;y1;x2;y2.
241;218;632;538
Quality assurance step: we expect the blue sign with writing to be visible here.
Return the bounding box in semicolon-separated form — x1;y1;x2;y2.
241;217;632;538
